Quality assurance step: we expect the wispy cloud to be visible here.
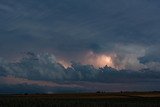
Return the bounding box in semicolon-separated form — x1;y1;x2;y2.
0;76;82;88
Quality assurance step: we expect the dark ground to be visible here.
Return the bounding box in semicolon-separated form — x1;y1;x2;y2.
0;92;160;107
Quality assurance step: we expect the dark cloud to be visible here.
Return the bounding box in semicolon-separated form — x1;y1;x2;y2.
0;0;160;92
0;53;160;93
0;53;66;81
0;76;160;93
0;83;85;94
139;46;160;64
0;53;160;82
0;0;160;59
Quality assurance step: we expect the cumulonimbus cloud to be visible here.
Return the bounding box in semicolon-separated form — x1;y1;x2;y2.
0;52;160;83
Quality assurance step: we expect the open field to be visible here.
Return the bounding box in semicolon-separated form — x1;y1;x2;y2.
0;92;160;107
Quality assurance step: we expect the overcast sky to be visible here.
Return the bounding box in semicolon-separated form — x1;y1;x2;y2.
0;0;160;93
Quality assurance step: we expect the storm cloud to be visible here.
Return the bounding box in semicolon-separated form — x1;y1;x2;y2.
0;0;160;93
0;0;160;67
0;53;160;82
0;52;160;93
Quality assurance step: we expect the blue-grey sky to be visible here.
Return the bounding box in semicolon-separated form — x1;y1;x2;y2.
0;0;160;93
0;0;160;70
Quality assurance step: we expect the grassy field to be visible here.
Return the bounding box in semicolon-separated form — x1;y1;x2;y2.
0;92;160;107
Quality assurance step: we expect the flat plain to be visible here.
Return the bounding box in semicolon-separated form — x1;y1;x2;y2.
0;92;160;107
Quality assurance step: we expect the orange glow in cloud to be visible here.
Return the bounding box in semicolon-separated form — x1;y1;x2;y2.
57;51;115;69
84;51;115;68
95;55;113;68
58;60;71;68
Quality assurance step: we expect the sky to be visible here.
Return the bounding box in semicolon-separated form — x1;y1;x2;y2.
0;0;160;93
